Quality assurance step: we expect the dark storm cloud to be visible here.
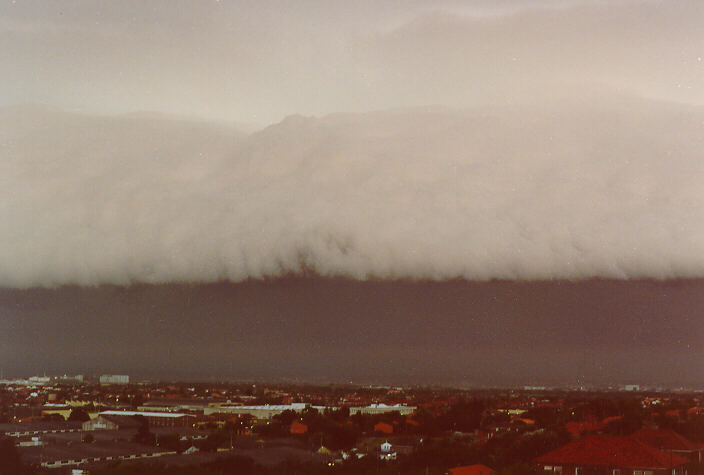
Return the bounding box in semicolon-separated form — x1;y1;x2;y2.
1;279;702;386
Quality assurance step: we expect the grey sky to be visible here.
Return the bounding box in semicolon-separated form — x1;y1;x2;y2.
1;0;702;123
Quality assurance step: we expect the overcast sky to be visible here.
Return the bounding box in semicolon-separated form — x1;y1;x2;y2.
1;0;703;123
1;0;703;384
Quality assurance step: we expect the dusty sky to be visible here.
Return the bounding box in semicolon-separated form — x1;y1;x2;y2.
1;0;703;384
1;0;703;123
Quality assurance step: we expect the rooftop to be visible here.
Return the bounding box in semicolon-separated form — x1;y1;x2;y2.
99;410;190;419
536;435;689;469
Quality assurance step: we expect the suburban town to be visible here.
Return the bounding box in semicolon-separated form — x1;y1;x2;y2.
1;375;702;474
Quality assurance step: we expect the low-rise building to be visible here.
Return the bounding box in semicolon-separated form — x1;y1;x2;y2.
630;428;703;463
536;435;689;474
87;411;194;429
204;403;324;419
99;375;129;385
349;403;416;416
447;464;496;475
374;422;394;434
290;421;308;434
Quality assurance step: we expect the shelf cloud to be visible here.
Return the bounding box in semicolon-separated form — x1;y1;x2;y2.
2;94;703;287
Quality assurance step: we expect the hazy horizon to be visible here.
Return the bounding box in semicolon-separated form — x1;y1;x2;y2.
2;277;702;387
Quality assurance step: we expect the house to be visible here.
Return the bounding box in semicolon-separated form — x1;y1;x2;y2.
629;428;703;463
474;429;493;444
375;421;394;434
290;421;308;434
96;410;194;427
317;446;333;456
82;415;140;431
447;464;496;475
379;439;414;456
536;435;689;474
665;410;682;420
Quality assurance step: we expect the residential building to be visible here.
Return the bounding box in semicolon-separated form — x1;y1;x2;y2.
374;421;394;434
290;421;308;434
447;464;496;475
629;428;703;463
536;435;689;474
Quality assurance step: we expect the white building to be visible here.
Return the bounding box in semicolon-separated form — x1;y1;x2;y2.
204;403;325;419
349;403;416;416
99;374;129;385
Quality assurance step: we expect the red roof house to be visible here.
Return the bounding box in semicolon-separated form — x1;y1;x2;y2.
630;428;702;463
447;464;496;475
601;415;623;425
290;421;308;435
535;435;689;474
374;421;394;434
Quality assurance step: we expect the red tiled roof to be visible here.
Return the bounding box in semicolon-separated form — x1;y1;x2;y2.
448;464;496;475
630;428;701;451
601;416;622;425
374;422;394;434
290;421;308;434
535;435;688;469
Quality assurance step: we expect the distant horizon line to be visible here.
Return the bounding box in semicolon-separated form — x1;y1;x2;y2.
3;372;702;393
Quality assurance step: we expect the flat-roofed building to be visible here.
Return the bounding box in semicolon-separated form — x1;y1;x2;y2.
204;403;323;419
99;375;129;385
349;404;416;416
92;411;194;428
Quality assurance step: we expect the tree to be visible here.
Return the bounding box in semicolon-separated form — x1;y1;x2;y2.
273;409;297;426
0;437;28;475
132;415;156;446
156;432;181;452
41;413;65;422
68;407;91;422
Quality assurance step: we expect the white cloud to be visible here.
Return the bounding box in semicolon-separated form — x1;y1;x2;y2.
2;94;703;287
